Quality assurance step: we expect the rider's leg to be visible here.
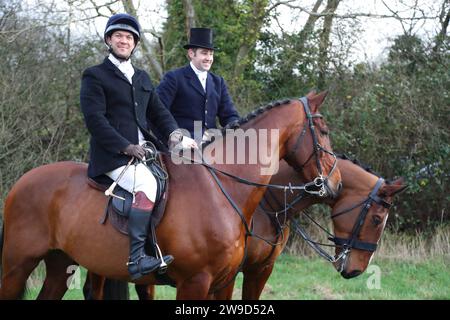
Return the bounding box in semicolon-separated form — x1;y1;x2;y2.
106;163;173;280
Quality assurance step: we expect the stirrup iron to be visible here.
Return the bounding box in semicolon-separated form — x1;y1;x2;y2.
154;243;168;274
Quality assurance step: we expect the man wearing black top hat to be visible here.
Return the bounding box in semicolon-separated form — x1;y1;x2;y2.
157;28;240;141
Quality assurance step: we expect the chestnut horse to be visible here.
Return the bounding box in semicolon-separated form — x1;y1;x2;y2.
96;157;406;300
0;92;341;300
218;157;406;299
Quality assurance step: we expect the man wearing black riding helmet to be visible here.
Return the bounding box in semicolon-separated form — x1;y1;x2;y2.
80;13;197;281
104;13;140;59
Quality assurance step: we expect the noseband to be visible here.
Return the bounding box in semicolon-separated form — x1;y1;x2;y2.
284;96;338;197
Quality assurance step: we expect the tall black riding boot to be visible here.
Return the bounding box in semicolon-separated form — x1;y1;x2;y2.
127;191;173;280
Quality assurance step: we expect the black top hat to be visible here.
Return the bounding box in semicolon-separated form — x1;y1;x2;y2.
183;28;217;50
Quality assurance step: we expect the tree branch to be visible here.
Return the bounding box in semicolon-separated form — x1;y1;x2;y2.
269;0;440;20
120;0;163;78
433;0;450;53
298;0;323;41
182;0;196;35
318;0;340;90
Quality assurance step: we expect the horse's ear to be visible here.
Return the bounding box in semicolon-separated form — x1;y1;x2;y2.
306;90;317;99
379;177;408;197
309;91;329;110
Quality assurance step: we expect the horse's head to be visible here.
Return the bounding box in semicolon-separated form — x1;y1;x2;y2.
283;91;342;199
330;176;407;278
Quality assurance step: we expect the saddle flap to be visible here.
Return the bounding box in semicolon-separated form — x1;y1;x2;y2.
111;188;133;217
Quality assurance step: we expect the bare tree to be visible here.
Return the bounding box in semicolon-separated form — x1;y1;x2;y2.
318;0;340;89
433;0;449;53
182;0;196;33
118;0;163;78
233;0;269;80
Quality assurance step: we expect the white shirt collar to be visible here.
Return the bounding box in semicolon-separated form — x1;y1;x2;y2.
190;62;207;91
108;53;131;67
108;53;134;83
190;62;208;78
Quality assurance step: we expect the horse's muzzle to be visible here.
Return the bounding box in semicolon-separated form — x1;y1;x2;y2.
341;269;362;279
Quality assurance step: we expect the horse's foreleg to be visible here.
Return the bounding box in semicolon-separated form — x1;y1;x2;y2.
212;281;236;300
86;272;106;300
241;264;275;300
135;284;155;300
37;251;77;300
176;272;212;300
85;276;130;300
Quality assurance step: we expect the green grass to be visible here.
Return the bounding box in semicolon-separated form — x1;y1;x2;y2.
23;254;449;300
255;255;450;300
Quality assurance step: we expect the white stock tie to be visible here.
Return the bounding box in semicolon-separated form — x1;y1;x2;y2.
118;62;134;84
199;74;206;92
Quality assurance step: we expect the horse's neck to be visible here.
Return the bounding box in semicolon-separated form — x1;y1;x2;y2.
204;101;302;181
336;159;379;200
200;101;304;221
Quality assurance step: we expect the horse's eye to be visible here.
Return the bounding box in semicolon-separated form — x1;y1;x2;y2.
372;215;383;226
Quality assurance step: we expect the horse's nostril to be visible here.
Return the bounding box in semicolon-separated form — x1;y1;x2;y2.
337;182;343;191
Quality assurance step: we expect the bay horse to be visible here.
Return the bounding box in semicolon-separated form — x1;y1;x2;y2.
217;157;406;299
95;156;406;300
0;92;341;300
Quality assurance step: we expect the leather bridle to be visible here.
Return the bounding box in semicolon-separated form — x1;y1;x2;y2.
284;96;338;197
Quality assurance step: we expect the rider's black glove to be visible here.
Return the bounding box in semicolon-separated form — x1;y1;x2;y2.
122;144;146;160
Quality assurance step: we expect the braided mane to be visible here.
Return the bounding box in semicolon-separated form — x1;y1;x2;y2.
337;153;381;177
202;99;292;147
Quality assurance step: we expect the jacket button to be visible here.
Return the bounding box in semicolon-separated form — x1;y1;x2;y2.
134;102;138;106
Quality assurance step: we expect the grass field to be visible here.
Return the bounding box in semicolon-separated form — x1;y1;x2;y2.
256;255;450;300
23;253;449;300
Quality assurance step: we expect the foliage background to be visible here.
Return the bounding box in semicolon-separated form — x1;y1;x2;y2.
0;0;448;232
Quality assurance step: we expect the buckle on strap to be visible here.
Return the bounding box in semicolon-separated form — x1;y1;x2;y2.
304;176;327;197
